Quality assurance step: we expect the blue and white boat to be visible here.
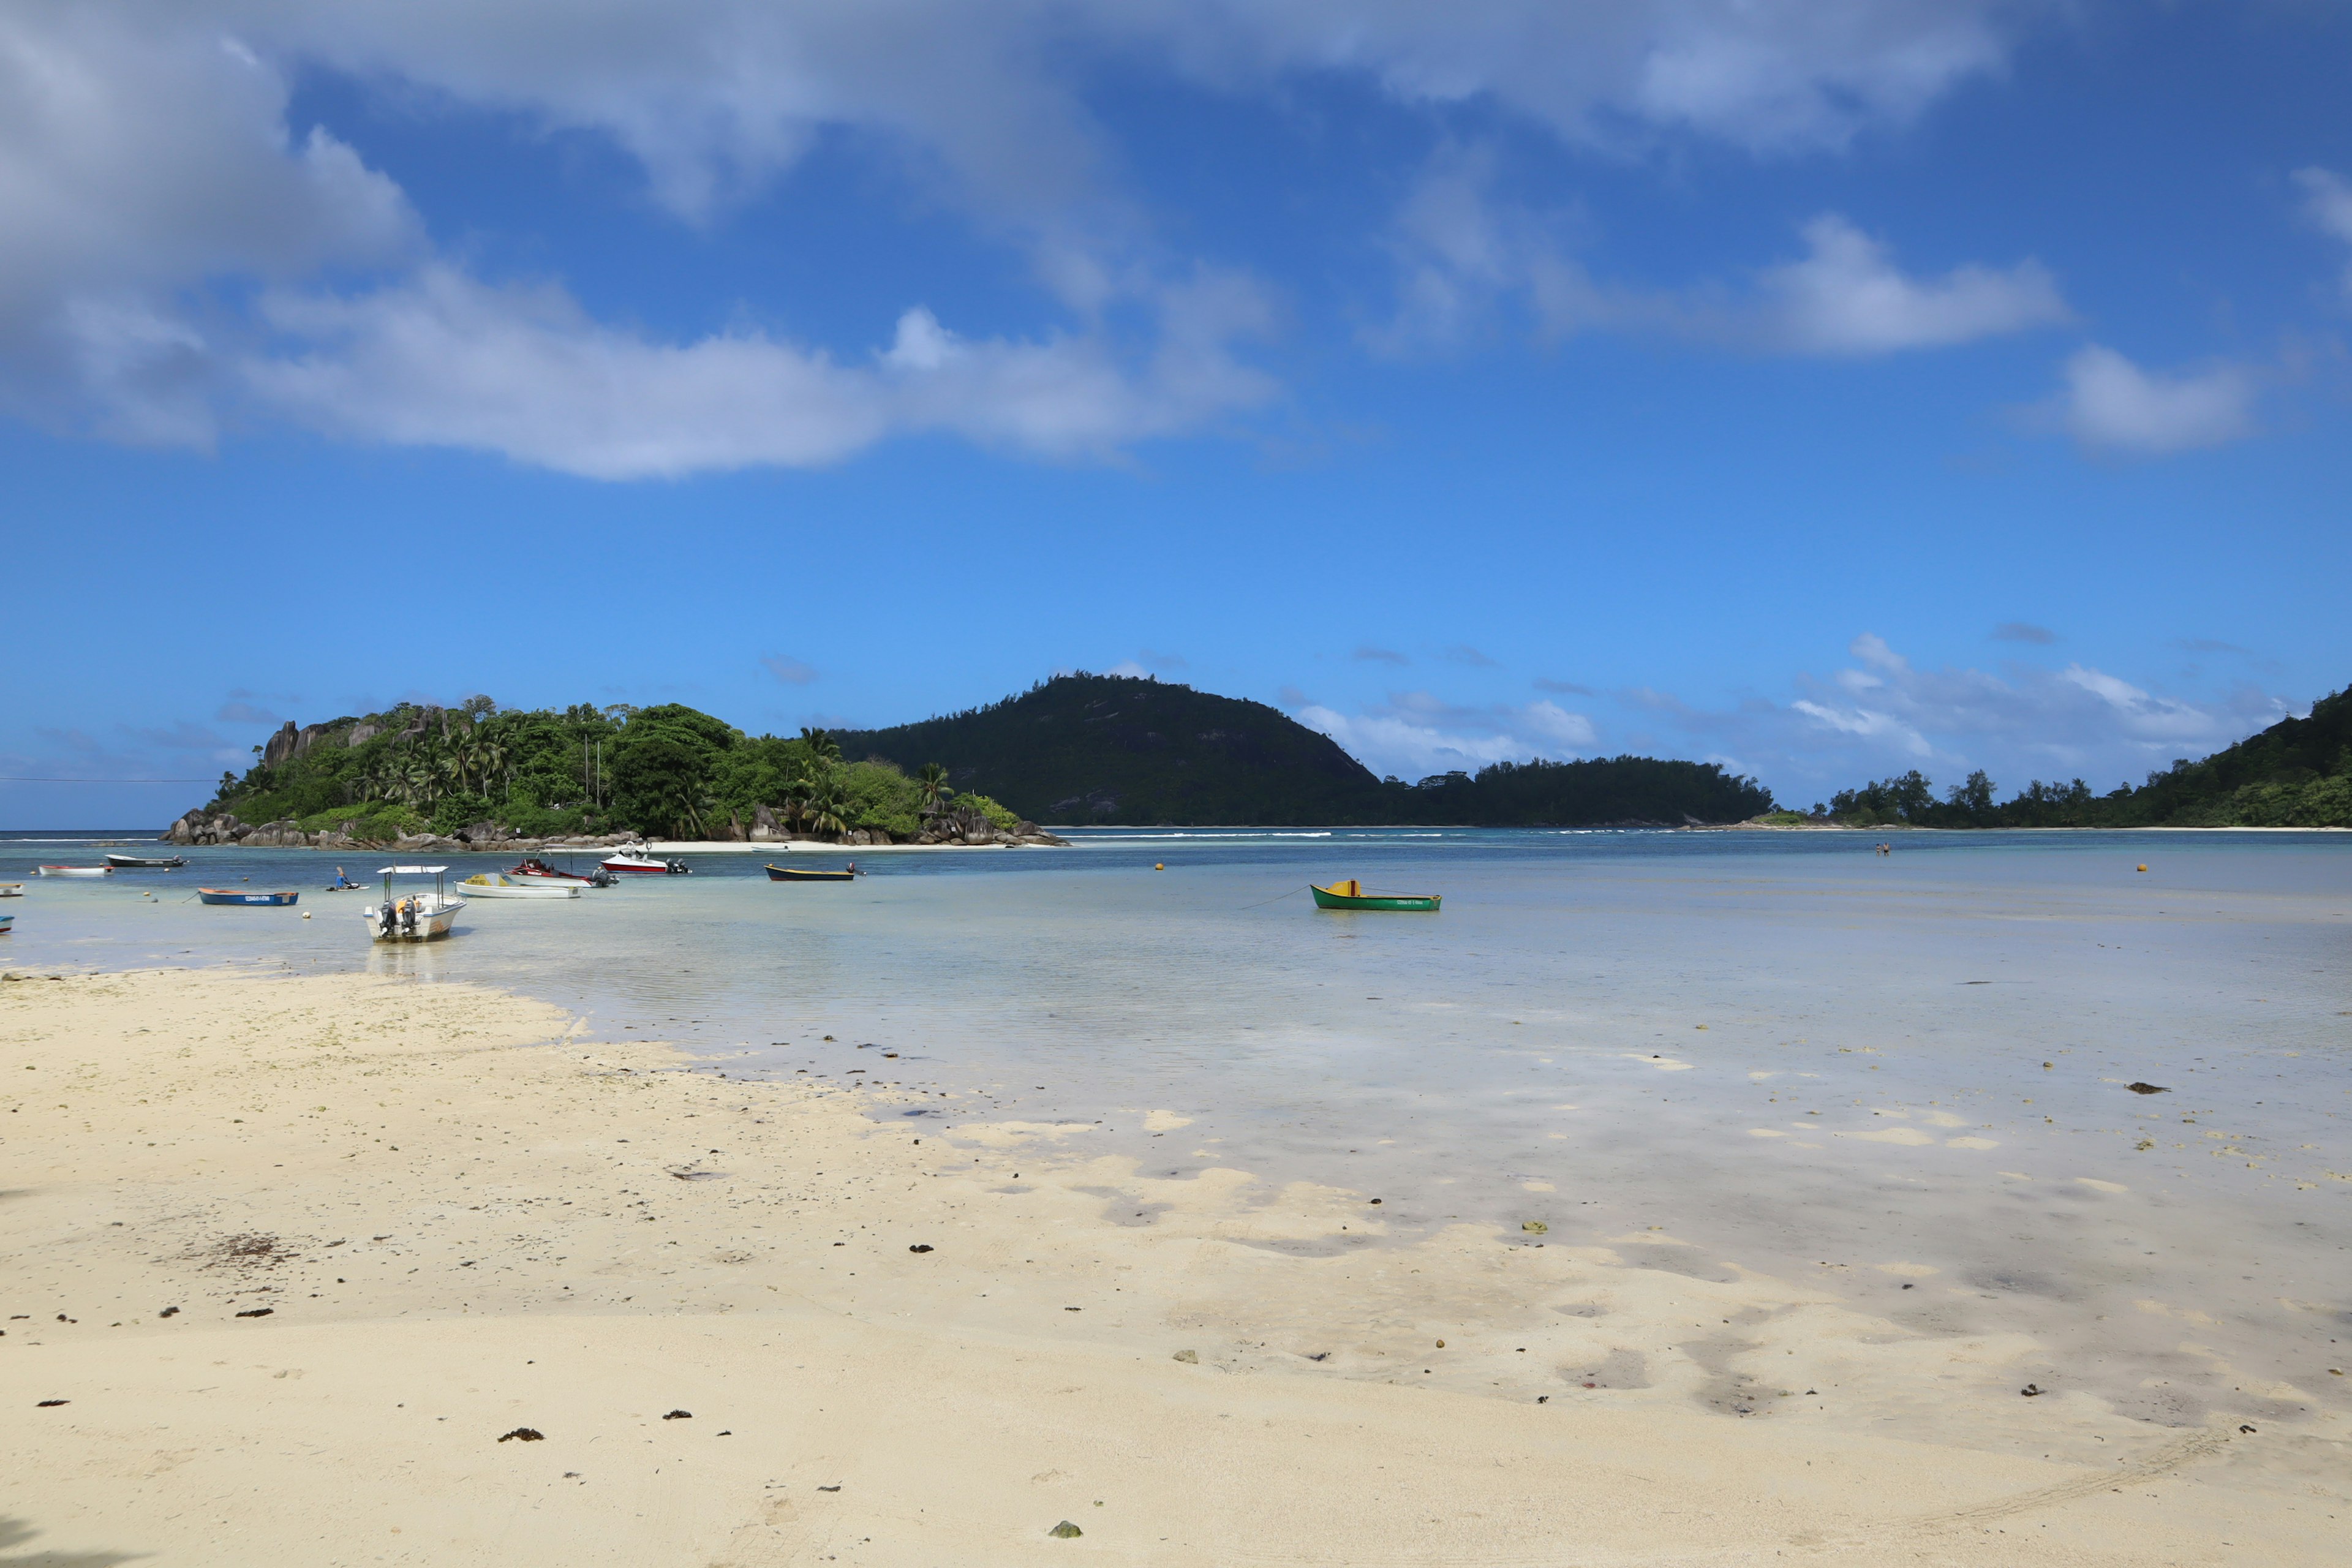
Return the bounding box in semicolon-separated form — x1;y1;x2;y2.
197;889;300;907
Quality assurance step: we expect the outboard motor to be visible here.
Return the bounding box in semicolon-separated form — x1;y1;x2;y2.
377;897;394;937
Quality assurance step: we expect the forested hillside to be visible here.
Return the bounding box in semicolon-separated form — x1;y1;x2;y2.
1823;685;2352;829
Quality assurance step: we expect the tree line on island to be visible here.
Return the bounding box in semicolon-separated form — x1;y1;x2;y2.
1803;683;2352;830
175;673;2351;846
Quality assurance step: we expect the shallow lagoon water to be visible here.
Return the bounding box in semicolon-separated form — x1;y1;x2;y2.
7;826;2347;1433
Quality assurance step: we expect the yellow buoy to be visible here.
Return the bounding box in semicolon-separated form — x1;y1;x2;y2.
302;912;312;920
1154;863;1164;871
2136;864;2148;873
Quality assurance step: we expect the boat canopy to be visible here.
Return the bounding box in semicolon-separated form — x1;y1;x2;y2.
377;865;450;875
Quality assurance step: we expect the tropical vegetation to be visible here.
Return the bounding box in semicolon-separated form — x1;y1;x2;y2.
1817;685;2352;829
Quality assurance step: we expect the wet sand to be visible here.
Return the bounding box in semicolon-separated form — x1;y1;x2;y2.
2;967;2343;1564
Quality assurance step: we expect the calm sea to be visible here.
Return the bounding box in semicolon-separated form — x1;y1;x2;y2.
6;824;2347;1427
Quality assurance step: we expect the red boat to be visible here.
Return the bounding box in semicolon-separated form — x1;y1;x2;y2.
508;858;615;888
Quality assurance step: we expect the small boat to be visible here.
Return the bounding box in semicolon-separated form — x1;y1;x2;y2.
509;858;616;888
600;846;689;875
765;863;857;882
459;873;580;900
37;865;110;878
0;883;21;898
1309;878;1441;912
105;853;187;869
197;889;300;907
0;913;12;934
364;866;464;942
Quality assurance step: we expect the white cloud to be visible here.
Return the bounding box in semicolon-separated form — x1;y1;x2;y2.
1371;151;2064;358
1747;215;2068;354
2293;166;2352;296
1292;688;1597;779
236;265;1275;477
0;2;2062;467
0;9;415;441
2052;344;2255;456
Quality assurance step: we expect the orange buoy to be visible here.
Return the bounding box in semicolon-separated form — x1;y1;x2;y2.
2136;864;2148;873
1154;863;1164;871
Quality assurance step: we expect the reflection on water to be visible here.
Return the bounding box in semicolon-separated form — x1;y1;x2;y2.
6;826;2348;1429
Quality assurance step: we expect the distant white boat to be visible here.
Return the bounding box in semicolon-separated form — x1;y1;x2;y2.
364;866;465;942
458;873;580;900
0;883;22;898
37;865;110;878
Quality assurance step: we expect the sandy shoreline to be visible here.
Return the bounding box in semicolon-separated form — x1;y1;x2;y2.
2;969;2340;1564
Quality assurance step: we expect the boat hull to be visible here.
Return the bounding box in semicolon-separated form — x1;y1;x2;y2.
601;854;685;874
460;876;580;900
1310;881;1440;912
764;864;856;882
364;897;464;941
198;889;300;907
105;854;187;869
0;914;13;933
37;865;110;878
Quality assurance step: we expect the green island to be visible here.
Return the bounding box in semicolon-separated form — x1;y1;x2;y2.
1805;684;2352;829
168;673;2348;848
170;673;1770;848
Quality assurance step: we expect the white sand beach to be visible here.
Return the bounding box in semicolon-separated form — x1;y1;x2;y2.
4;967;2341;1565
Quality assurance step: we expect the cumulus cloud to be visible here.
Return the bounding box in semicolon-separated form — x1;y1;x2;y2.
2294;167;2352;296
1744;215;2068;354
0;1;2064;467
235;265;1274;477
1371;151;2065;358
0;9;415;441
2051;344;2255;456
1291;689;1597;778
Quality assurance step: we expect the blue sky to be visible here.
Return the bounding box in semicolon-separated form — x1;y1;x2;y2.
5;1;2350;826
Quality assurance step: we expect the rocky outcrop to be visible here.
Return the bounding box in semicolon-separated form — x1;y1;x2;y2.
239;820;312;848
750;804;788;842
260;722;301;769
165;809;253;845
723;810;749;842
345;722;381;747
908;803;1065;846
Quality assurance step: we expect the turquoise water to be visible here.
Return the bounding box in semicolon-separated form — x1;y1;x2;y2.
6;826;2348;1427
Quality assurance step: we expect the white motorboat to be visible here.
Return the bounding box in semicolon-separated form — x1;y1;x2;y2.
0;883;22;898
364;865;466;942
37;865;110;878
459;873;580;900
600;845;690;875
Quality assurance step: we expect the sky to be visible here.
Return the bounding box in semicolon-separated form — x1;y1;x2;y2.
4;0;2350;826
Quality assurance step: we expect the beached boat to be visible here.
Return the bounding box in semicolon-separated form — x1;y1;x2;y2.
764;863;857;882
601;847;689;875
364;866;464;942
197;889;300;907
36;865;110;878
1309;879;1441;912
509;858;615;888
105;853;187;869
459;873;580;900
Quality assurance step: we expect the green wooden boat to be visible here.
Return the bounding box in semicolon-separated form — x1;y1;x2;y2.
1310;878;1441;912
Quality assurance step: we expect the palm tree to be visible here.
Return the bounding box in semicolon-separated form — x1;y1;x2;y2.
916;762;950;815
800;726;842;766
801;774;849;839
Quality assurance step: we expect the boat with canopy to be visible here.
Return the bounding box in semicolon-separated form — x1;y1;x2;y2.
365;866;465;942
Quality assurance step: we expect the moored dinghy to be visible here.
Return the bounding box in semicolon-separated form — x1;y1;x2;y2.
366;866;465;942
197;888;300;907
105;853;187;869
1309;878;1441;912
601;845;689;875
37;865;110;878
460;873;581;900
764;863;857;882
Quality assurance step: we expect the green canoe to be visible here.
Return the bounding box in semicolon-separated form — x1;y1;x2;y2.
1310;879;1441;912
